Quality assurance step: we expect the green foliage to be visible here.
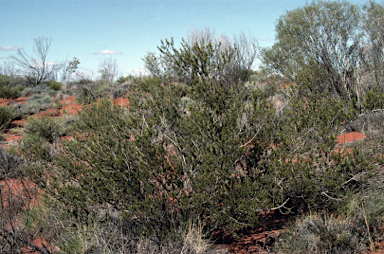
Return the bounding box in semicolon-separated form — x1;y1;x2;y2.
44;80;62;91
0;106;18;130
116;74;133;84
22;29;378;246
261;0;362;103
363;86;384;111
75;81;107;104
158;37;236;87
23;116;62;143
0;75;25;99
362;1;384;87
19;133;52;162
261;84;368;212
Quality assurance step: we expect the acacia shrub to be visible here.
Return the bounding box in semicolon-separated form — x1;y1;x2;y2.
21;33;378;245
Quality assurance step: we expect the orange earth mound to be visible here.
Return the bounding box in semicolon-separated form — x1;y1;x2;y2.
336;132;366;144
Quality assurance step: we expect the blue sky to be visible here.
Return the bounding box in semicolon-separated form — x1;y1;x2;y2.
0;0;366;79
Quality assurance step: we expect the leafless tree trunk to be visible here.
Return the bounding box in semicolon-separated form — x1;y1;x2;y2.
11;37;64;86
98;57;118;82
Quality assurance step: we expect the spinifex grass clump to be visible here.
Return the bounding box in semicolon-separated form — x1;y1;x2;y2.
274;212;368;253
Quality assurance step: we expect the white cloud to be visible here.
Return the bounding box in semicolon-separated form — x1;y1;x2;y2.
124;67;146;75
93;50;122;55
0;46;21;51
45;61;59;66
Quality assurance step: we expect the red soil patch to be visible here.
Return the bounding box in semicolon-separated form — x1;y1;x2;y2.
59;95;81;115
0;179;42;218
60;104;82;115
336;132;366;144
33;108;61;118
0;98;27;106
113;97;129;107
279;83;290;89
11;119;27;127
5;134;22;142
0;98;9;106
215;211;290;253
20;238;58;254
0;133;22;149
13;97;27;105
60;136;73;141
0;179;49;252
59;95;76;105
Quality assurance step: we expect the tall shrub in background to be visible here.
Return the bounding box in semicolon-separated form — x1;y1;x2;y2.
261;0;363;105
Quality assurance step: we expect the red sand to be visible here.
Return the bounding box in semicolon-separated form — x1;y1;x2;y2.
336;132;366;144
0;178;42;210
60;136;73;141
33;108;61;117
11;119;27;126
20;238;58;254
113;97;129;107
5;134;22;142
59;95;81;115
0;98;9;106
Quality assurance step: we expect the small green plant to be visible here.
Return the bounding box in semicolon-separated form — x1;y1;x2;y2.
23;116;62;143
0;85;24;100
0;106;18;130
116;75;134;84
0;75;25;99
44;80;62;91
19;133;52;161
363;86;384;112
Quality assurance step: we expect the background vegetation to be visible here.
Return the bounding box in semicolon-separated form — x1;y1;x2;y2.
2;1;384;253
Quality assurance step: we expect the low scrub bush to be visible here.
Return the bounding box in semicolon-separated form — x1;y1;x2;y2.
44;80;62;91
0;85;24;100
19;33;380;250
116;74;134;84
0;148;23;179
0;106;18;130
21;83;48;96
75;82;107;104
23;116;62;143
0;75;25;99
19;134;53;162
274;212;368;253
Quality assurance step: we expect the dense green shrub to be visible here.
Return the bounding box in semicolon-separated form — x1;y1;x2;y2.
0;85;24;100
75;81;107;104
0;74;25;99
44;80;62;91
19;134;53;162
23;116;62;143
0;106;18;130
363;86;384;112
116;75;133;84
22;31;377;246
